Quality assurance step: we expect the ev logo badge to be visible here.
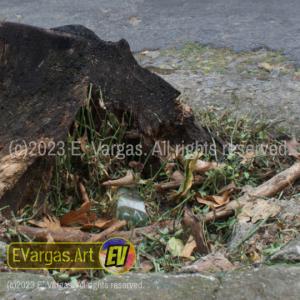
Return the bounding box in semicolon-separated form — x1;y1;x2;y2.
99;237;136;274
105;244;129;267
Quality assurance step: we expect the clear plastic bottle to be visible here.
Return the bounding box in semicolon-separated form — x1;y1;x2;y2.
116;188;148;227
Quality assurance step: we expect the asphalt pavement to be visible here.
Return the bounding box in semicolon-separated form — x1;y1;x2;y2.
1;0;300;63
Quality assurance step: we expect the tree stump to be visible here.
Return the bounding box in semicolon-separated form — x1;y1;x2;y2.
0;22;212;212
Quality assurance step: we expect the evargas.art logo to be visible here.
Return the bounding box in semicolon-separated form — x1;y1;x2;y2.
7;239;136;274
99;237;136;274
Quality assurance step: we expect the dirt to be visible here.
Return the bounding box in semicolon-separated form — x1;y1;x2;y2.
135;43;300;136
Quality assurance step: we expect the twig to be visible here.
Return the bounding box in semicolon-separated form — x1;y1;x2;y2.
249;162;300;197
204;162;300;222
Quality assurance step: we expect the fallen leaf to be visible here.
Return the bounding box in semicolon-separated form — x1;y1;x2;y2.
197;191;230;208
238;199;281;223
166;237;184;257
28;215;61;231
102;170;135;187
181;253;235;273
183;207;210;254
81;218;115;230
60;203;96;226
60;182;96;226
286;138;300;159
181;235;197;258
174;153;199;198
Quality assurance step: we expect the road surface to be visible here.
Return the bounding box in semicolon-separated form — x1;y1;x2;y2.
1;0;300;63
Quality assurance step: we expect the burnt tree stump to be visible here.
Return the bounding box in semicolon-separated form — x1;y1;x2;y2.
0;22;212;212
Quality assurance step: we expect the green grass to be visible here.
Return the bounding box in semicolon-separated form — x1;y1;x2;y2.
13;87;294;276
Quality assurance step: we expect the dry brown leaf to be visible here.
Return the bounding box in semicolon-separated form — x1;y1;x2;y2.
102;170;135;187
20;215;91;242
181;253;235;273
81;218;115;230
28;215;61;231
238;199;281;223
286;138;300;159
180;235;197;258
60;182;96;226
208;192;230;206
183;207;210;254
197;191;230;208
60;203;96;226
